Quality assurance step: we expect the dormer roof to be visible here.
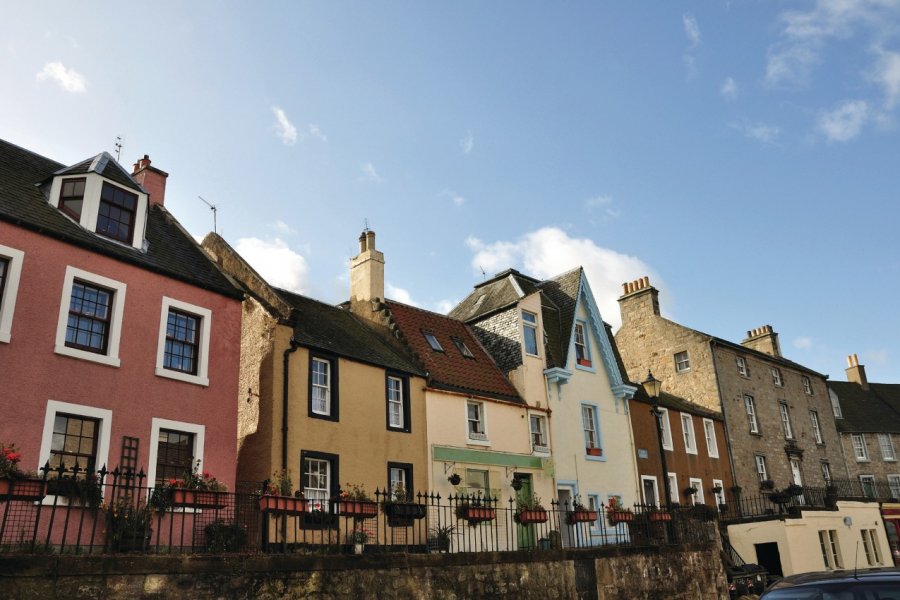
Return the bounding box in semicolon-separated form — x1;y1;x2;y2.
51;152;144;194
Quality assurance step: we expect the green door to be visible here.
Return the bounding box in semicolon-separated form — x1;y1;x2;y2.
515;474;536;549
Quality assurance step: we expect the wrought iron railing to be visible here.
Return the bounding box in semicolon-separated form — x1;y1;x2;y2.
718;480;892;522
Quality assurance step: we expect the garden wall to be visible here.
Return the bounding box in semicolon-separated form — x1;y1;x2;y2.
1;541;728;600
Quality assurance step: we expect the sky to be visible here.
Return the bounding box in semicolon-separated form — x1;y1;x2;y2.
2;1;900;383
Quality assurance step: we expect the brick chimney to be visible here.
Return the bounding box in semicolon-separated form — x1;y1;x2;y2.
846;353;869;390
741;325;781;358
617;276;660;324
131;155;169;207
349;229;385;316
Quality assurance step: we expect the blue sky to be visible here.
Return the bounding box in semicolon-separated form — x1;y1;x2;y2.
2;1;900;382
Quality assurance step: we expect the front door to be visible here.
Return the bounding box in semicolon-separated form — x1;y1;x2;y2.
558;487;574;548
790;459;805;504
515;474;537;550
642;477;658;507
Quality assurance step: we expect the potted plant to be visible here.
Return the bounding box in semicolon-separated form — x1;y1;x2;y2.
566;496;599;524
153;461;227;510
47;472;103;508
339;483;378;518
429;524;455;552
647;506;672;522
605;496;634;523
711;484;723;495
448;473;462;486
105;497;154;552
514;494;548;524
510;477;523;491
683;485;698;497
455;494;496;524
0;442;45;502
586;446;602;457
259;469;308;514
760;479;775;491
785;484;804;497
349;528;369;554
382;483;426;526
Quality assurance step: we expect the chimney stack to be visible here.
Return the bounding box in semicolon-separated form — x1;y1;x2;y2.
349;229;385;317
617;276;660;324
741;324;782;357
846;353;869;390
131;154;169;207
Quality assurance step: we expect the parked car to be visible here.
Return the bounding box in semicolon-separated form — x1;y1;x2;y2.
759;567;900;599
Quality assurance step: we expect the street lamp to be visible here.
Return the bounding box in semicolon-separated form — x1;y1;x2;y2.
642;370;671;510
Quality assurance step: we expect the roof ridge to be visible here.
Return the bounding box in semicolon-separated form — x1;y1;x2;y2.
539;265;583;285
386;298;458;319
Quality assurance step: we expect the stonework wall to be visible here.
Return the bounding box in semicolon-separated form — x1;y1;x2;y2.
0;543;728;600
839;431;899;483
237;297;278;447
470;306;523;375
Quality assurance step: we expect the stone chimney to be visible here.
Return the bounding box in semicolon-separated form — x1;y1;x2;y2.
846;353;869;390
349;229;385;316
617;276;660;324
741;325;781;358
131;155;169;207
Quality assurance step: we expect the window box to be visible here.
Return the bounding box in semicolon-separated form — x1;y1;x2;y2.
566;509;599;524
607;509;634;524
648;511;672;522
383;502;427;527
0;478;46;502
586;447;602;457
456;505;496;524
258;495;308;515
172;489;226;510
339;500;378;518
301;511;338;530
577;358;592;367
514;508;549;524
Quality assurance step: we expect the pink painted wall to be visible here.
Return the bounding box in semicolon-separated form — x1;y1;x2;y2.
0;222;241;488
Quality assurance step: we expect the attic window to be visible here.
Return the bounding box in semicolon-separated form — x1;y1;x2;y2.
423;331;444;352
96;182;138;244
59;178;86;220
451;336;475;359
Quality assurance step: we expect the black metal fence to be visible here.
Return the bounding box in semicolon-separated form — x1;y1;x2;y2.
1;467;718;555
718;480;890;522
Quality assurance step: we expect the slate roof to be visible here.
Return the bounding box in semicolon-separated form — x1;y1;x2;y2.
707;334;827;379
828;381;900;434
0;138;241;299
536;267;583;370
277;289;425;376
53;152;144;193
385;300;523;403
448;269;541;322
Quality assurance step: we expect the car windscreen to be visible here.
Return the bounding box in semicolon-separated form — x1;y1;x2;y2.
762;581;900;600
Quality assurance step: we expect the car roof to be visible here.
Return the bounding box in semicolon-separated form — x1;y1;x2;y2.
764;567;900;592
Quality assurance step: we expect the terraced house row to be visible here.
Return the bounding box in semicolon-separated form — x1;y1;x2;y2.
1;138;899;579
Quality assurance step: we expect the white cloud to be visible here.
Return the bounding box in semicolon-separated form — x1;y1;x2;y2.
361;162;384;182
583;195;621;219
434;299;455;314
308;124;327;142
867;349;889;365
273;220;296;235
730;121;781;144
386;282;418;306
36;61;86;93
683;14;701;47
460;130;474;154
793;336;814;350
720;77;738;99
271;106;297;145
818;100;869;141
438;188;466;207
465;227;662;328
234;237;309;293
874;50;900;109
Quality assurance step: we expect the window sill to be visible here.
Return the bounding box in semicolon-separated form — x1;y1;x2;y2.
585;454;606;462
467;438;491;447
0;330;9;343
856;459;871;463
388;426;411;434
155;367;209;387
685;449;698;455
532;445;550;455
55;344;120;367
675;369;691;375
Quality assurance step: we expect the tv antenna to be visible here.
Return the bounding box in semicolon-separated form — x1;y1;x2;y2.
114;136;123;162
198;196;218;234
479;265;486;280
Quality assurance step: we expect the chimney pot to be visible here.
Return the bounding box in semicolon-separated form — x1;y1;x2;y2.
131;153;168;207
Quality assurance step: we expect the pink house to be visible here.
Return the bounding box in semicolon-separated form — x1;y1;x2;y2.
0;139;242;492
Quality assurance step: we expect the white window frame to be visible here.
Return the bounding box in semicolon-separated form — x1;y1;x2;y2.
147;418;205;490
688;477;704;505
582;404;602;456
522;311;539;357
879;433;896;461
640;475;660;507
830;388;843;418
755;455;768;482
387;375;405;429
303;457;331;511
390;466;409;496
818;529;843;570
38;399;113;478
154;296;211;386
529;413;549;453
681;413;697;454
712;478;725;506
853;434;870;461
745;395;759;434
466;401;489;445
802;375;813;395
658;407;673;451
702;418;718;458
573;321;591;366
674;351;690;373
736;356;748;377
888;474;900;499
0;244;25;344
310;357;332;415
861;529;884;566
821;461;832;485
771;367;783;387
779;402;794;440
54;266;126;367
667;472;679;504
810;411;823;445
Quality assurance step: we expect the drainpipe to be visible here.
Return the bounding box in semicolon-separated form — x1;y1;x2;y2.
282;337;300;472
710;340;740;496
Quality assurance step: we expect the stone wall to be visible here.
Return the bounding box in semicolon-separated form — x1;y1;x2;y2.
1;543;728;600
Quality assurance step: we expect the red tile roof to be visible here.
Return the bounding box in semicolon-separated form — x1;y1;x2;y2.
386;301;523;403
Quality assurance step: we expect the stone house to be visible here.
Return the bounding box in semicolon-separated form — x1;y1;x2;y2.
0;139;243;490
450;267;641;545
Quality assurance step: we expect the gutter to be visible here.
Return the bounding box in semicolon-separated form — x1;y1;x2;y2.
282;337;300;471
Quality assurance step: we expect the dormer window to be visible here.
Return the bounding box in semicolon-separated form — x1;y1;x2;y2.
59;178;86;220
96;182;137;244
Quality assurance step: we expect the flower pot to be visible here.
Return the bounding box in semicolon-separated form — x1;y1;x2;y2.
339;500;378;518
577;358;592;367
0;478;46;502
607;510;634;524
384;502;426;526
457;505;496;523
514;508;548;524
648;511;672;522
258;495;308;515
567;509;599;524
586;447;602;457
172;489;225;509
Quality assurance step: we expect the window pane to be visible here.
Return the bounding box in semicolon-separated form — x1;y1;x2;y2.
65;281;112;354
